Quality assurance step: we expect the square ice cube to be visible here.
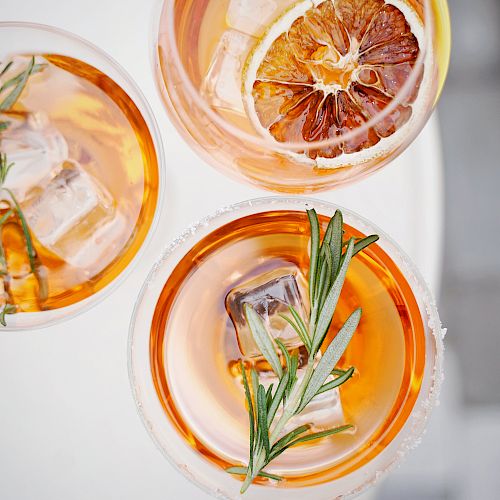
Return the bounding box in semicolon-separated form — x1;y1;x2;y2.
260;364;345;434
227;0;281;37
22;161;107;247
21;160;122;273
22;160;129;274
1;112;68;202
226;267;309;357
287;368;345;431
202;29;255;115
241;359;345;435
53;211;128;274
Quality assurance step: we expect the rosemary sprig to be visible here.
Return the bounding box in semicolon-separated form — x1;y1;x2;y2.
0;56;37;111
0;208;13;278
4;187;38;275
0;58;49;323
0;153;13;185
0;303;17;326
0;61;45;95
0;156;49;317
226;209;379;493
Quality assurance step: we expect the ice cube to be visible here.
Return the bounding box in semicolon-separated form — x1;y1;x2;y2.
227;0;293;37
22;161;104;245
1;112;68;202
21;160;122;273
226;267;309;357
242;360;345;435
52;211;128;274
202;29;255;115
284;367;345;431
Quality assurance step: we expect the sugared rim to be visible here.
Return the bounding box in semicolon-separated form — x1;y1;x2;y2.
155;0;435;154
128;196;445;499
0;21;166;331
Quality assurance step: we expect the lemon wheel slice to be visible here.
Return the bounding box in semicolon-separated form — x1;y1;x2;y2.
243;0;433;168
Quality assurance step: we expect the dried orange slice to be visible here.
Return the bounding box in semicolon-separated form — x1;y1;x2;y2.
243;0;431;167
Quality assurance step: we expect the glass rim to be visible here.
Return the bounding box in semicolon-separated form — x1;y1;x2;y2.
128;196;445;499
155;0;435;153
0;21;166;331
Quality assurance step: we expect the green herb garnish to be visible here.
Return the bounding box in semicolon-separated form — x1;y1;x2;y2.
0;152;13;185
0;60;45;96
0;56;38;111
226;209;378;493
0;57;48;324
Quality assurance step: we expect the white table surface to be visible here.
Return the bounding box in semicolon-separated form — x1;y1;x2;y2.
0;1;444;499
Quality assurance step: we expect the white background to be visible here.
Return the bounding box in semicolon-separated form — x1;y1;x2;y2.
0;1;444;499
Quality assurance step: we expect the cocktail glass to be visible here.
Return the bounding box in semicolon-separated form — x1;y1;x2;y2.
129;197;444;499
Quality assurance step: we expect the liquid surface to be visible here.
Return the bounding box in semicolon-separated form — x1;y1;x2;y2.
150;210;425;487
0;55;158;312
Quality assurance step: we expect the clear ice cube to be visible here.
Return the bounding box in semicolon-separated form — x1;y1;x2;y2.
53;210;127;273
202;29;255;115
227;0;293;37
22;161;103;245
284;368;345;431
1;112;68;202
226;267;309;357
21;160;123;273
244;359;345;434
